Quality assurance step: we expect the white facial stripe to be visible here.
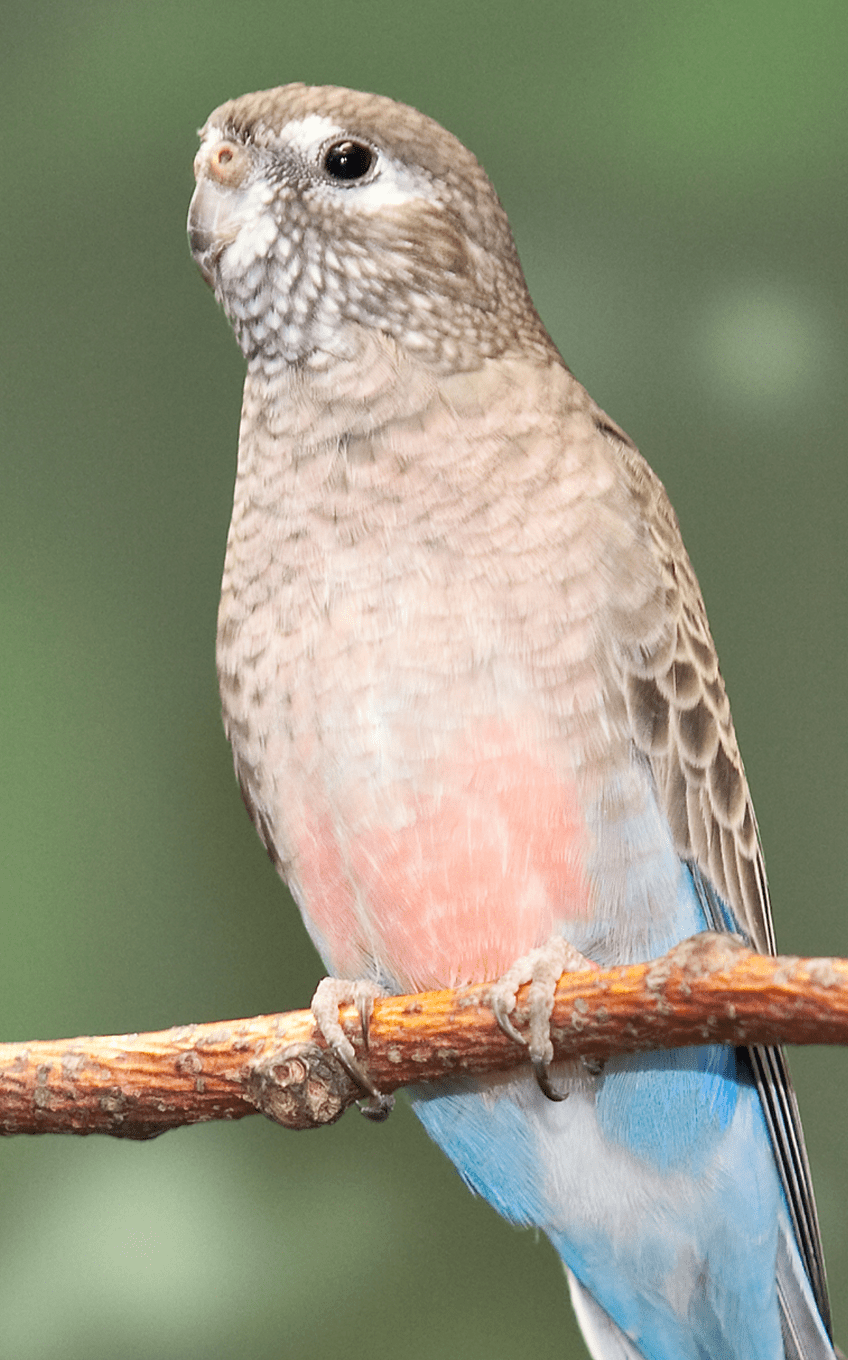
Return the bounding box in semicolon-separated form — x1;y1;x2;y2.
282;113;345;156
282;115;428;211
341;168;426;211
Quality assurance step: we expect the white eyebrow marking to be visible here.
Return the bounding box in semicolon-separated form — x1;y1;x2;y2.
282;115;428;211
281;113;344;154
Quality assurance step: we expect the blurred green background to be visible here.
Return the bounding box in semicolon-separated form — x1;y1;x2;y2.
2;2;846;1356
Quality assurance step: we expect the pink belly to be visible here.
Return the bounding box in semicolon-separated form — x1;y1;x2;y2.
294;725;592;992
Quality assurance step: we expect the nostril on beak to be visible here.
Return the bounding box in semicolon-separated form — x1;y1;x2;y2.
207;140;247;187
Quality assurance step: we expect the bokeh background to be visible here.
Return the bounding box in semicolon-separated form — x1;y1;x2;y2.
2;2;846;1357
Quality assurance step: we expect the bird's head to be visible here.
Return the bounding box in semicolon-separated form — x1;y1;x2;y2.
188;83;551;371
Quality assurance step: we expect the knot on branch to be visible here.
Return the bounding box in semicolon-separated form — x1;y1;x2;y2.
245;1045;360;1130
645;931;749;989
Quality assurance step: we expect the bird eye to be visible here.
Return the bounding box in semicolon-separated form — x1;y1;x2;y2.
323;140;375;182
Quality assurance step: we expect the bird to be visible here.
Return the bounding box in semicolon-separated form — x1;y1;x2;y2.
188;83;836;1359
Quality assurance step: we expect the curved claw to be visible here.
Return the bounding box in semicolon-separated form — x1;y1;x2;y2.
331;1034;386;1102
358;1092;395;1122
311;977;391;1114
489;935;598;1103
490;992;526;1047
532;1057;570;1102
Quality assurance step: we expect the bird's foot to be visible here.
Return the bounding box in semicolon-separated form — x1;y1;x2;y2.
489;936;599;1101
311;977;394;1121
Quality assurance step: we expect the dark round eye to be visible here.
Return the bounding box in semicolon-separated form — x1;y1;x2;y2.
323;140;375;182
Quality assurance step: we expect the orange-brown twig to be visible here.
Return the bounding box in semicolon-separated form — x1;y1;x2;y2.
1;933;846;1139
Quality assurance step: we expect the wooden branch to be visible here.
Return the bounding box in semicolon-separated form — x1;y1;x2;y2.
2;934;846;1140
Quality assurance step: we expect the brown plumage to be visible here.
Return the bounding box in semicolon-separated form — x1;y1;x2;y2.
189;84;833;1358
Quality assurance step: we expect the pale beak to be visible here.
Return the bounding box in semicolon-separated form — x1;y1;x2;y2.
187;177;233;287
187;139;251;287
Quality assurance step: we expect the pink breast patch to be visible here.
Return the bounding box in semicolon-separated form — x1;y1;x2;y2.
296;724;592;993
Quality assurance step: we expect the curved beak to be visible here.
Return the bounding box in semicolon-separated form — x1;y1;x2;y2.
188;177;233;288
188;138;254;288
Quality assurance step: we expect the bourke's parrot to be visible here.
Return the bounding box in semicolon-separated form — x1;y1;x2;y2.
188;83;836;1360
